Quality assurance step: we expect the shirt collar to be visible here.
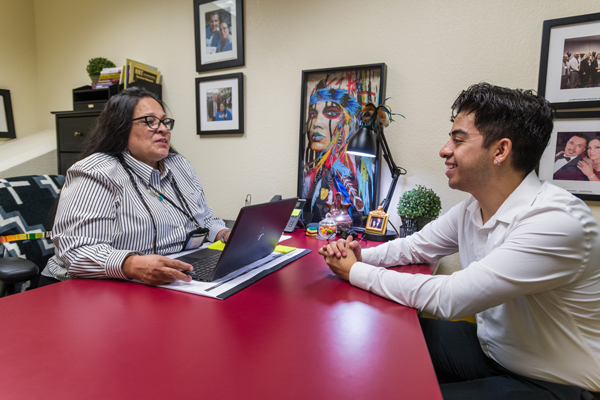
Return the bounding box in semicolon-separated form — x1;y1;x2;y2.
122;150;172;184
466;170;542;228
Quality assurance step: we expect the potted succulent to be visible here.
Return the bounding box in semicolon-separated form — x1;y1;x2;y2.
86;57;116;83
397;185;441;235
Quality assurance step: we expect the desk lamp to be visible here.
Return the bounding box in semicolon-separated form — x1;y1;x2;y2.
347;104;406;242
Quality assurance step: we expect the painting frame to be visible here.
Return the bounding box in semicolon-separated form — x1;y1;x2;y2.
0;89;16;139
537;12;600;109
195;72;244;135
538;110;600;201
297;63;386;228
365;208;389;235
193;0;244;73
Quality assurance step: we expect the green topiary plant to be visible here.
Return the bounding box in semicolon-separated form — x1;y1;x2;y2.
397;185;441;219
86;57;116;82
397;185;441;235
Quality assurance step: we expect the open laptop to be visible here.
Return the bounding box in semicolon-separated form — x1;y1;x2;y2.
176;197;298;282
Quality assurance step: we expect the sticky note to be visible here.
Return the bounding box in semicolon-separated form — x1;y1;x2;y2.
207;241;226;251
275;245;296;253
291;209;301;217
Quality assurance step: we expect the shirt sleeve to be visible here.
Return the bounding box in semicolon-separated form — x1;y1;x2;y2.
52;167;133;280
360;202;461;268
350;206;590;320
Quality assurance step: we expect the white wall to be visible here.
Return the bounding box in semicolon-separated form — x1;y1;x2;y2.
0;0;39;142
10;0;600;224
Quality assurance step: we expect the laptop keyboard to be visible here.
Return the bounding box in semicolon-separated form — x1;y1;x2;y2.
186;253;221;281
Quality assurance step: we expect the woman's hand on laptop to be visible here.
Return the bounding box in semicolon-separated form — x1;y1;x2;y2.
122;254;193;285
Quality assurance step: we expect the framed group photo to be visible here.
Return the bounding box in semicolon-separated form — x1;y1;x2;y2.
194;0;244;73
195;73;244;135
538;111;600;200
538;11;600;109
0;89;16;139
297;63;387;228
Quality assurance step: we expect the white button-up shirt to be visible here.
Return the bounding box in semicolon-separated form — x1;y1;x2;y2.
350;171;600;391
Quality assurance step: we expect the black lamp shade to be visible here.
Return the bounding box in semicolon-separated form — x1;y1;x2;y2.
347;126;377;158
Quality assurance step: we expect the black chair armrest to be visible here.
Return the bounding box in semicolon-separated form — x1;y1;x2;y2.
0;257;39;283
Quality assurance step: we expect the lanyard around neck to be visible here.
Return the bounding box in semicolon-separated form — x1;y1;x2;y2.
121;160;201;229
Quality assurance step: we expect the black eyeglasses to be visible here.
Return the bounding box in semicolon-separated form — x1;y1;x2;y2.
132;116;175;130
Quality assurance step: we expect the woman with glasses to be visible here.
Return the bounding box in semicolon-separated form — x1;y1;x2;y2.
40;87;230;287
215;21;232;53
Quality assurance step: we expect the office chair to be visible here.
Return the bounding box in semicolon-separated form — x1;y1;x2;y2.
0;175;64;296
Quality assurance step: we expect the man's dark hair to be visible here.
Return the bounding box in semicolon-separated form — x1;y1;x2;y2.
450;82;554;174
571;133;590;146
79;86;176;160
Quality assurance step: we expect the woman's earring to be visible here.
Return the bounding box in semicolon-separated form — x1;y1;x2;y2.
495;160;501;166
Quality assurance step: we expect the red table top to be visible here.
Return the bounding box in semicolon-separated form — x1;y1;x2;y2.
0;231;442;399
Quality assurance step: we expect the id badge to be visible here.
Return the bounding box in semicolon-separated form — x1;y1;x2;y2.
183;227;209;250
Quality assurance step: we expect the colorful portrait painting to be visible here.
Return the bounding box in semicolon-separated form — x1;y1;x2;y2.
297;64;386;227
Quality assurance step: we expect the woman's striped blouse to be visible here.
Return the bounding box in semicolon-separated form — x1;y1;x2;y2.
43;151;227;281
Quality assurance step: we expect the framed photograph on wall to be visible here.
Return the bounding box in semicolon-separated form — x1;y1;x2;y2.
0;89;16;139
538;111;600;200
195;73;243;135
297;63;386;228
537;12;600;109
194;0;244;73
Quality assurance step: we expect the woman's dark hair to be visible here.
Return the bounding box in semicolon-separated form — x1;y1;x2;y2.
79;86;176;160
51;87;176;225
450;82;554;174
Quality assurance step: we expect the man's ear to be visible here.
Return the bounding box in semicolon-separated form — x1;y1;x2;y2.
493;138;512;164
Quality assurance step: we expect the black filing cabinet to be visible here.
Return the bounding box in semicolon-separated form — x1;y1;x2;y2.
52;110;100;175
52;83;162;174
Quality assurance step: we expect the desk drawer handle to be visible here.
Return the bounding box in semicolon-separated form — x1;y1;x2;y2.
74;131;83;137
88;104;94;109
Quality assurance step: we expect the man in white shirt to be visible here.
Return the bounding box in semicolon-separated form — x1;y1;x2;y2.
569;53;581;88
320;83;600;399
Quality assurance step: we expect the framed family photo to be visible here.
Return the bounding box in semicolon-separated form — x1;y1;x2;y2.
297;63;386;228
538;12;600;109
538;111;600;200
365;208;389;235
195;73;243;135
193;0;244;73
0;89;16;139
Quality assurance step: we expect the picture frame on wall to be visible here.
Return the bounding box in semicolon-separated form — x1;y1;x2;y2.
193;0;244;73
297;63;387;228
0;89;16;139
195;73;244;135
538;111;600;201
537;11;600;109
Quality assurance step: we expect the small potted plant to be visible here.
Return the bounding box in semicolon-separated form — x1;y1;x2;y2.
86;57;116;83
397;185;441;235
